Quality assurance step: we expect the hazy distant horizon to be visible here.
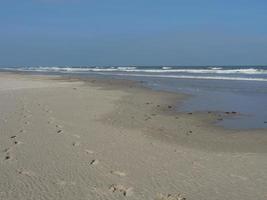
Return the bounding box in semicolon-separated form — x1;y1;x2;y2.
1;65;267;68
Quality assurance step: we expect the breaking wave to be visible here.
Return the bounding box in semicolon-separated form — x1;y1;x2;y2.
2;66;267;75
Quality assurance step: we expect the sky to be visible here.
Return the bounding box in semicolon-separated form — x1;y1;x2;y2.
0;0;267;66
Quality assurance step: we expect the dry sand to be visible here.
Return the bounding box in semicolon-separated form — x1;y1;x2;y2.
0;72;267;200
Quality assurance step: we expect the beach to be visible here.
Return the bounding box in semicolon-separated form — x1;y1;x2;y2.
0;72;267;200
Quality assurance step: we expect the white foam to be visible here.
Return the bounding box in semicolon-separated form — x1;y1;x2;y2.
2;66;267;75
162;66;172;70
97;72;267;82
209;67;223;70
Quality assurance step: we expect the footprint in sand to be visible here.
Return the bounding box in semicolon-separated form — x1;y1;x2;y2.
13;140;22;145
110;170;126;177
72;141;80;147
23;114;32;119
90;159;99;165
3;148;11;153
17;169;36;177
5;155;11;160
55;124;63;128
48;117;55;124
109;184;133;197
48;119;55;124
57;130;63;134
11;135;22;146
85;149;94;154
4;152;11;161
186;130;192;136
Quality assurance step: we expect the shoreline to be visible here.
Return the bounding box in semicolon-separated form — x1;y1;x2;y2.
4;70;267;131
3;71;267;151
1;72;267;200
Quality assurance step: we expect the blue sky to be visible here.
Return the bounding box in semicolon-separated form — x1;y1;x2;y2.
0;0;267;66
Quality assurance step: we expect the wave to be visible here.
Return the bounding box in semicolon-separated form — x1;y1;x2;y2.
209;67;223;70
96;72;267;82
162;66;172;70
4;66;266;74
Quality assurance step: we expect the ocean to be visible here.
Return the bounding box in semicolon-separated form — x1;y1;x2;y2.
2;65;267;129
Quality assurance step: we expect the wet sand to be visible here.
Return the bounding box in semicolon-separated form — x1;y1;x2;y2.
0;72;267;200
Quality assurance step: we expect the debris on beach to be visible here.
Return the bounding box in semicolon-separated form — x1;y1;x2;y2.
225;111;237;115
155;193;186;200
109;184;133;196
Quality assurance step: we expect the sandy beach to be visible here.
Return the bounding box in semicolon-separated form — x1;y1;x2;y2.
0;72;267;200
